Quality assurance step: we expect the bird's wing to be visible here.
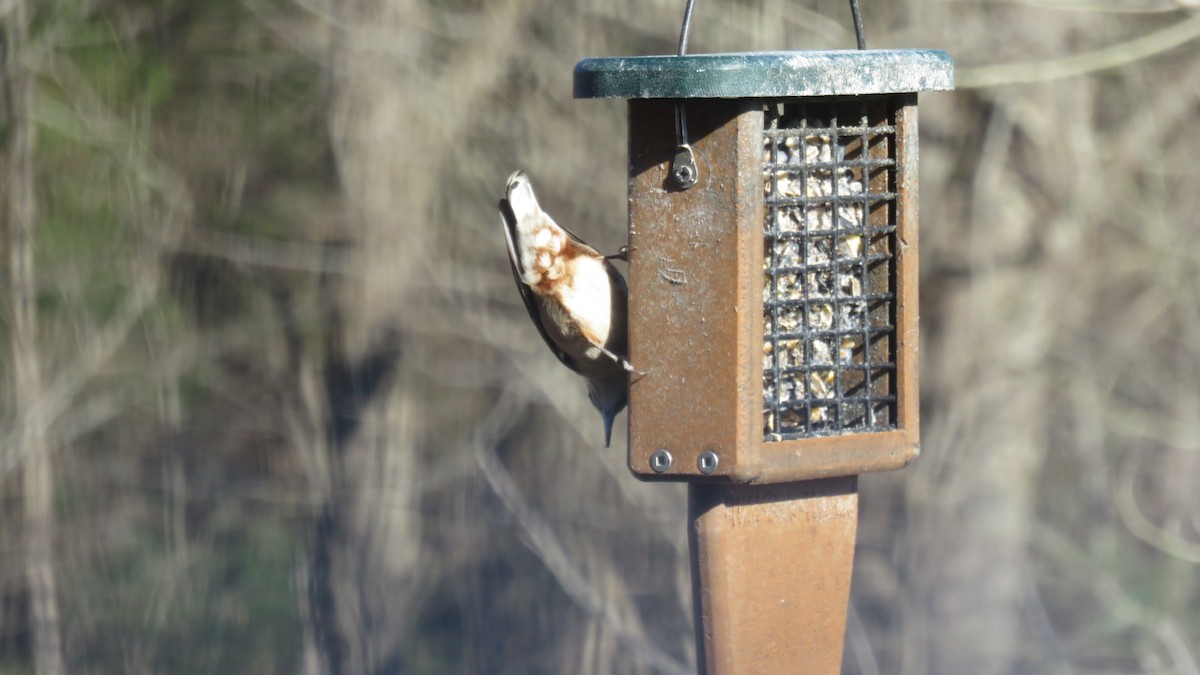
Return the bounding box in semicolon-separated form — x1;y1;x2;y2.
499;197;582;374
602;260;630;365
552;219;595;254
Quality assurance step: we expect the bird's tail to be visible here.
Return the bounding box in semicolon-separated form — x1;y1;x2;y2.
501;170;573;291
499;171;543;284
504;170;540;227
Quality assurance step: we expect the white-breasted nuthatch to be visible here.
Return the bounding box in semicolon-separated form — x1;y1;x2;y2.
499;170;631;446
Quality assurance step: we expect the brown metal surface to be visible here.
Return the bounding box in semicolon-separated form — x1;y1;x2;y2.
894;96;921;450
690;478;859;674
626;99;763;480
627;96;921;484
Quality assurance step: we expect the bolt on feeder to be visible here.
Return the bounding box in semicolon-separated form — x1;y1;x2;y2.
575;50;953;484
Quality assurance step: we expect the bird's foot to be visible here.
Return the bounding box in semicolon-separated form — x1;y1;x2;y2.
604;243;633;260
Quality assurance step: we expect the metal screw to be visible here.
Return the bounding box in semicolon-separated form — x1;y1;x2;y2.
650;449;673;473
697;450;719;475
671;144;698;190
672;164;694;186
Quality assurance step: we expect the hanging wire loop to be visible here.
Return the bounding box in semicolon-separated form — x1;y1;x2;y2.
678;0;697;56
671;0;699;190
849;0;866;50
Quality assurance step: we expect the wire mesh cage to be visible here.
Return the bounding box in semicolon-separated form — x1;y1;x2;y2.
575;51;952;483
762;98;899;441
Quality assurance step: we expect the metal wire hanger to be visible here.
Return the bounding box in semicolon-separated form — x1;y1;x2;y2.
669;0;699;189
669;0;867;190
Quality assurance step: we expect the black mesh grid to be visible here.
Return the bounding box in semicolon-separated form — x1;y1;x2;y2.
762;98;898;441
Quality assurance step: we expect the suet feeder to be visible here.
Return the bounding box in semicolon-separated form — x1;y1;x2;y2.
575;50;953;484
573;8;953;671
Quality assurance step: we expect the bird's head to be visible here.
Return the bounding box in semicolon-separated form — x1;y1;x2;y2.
587;374;629;448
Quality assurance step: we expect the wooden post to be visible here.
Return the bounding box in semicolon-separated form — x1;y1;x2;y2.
690;479;858;673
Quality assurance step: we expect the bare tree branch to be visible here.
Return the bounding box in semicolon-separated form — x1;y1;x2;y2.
4;0;65;670
471;393;692;675
957;13;1200;88
1115;451;1200;564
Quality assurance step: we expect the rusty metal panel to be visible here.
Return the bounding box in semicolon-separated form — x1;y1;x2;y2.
893;97;921;444
689;478;859;673
626;98;763;481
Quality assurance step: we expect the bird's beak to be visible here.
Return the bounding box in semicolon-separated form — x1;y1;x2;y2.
603;410;616;448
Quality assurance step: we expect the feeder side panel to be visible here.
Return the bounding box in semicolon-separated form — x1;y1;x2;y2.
627;99;763;480
894;96;921;444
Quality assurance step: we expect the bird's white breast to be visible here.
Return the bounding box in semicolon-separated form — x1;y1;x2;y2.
556;255;612;348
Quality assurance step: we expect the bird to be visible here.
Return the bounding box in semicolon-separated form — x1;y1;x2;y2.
498;170;631;447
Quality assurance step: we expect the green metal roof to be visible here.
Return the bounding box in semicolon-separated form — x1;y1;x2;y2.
574;50;954;100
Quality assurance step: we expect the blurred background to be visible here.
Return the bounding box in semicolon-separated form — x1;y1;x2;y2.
3;0;1200;673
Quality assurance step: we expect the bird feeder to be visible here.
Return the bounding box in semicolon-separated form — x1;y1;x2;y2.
575;45;953;674
575;51;952;483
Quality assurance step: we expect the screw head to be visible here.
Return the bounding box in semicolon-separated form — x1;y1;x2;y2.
697;451;719;475
650;449;673;473
670;145;698;189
